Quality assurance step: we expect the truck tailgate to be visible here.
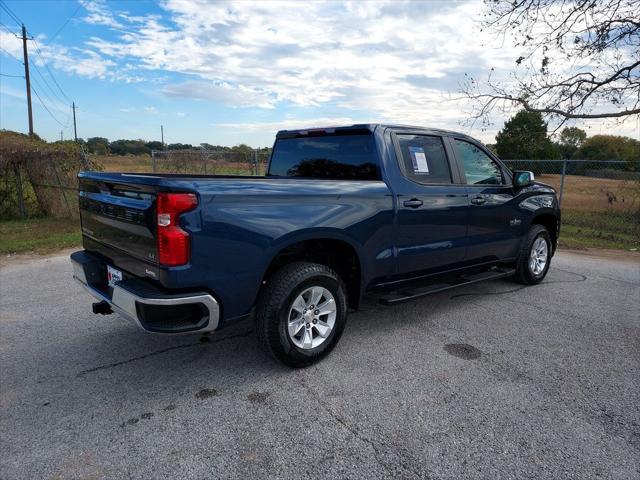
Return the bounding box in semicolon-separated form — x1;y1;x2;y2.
78;176;158;270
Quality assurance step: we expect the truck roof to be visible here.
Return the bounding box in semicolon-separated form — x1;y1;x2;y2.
275;123;477;141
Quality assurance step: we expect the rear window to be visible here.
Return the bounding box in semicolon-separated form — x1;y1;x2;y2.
268;134;379;180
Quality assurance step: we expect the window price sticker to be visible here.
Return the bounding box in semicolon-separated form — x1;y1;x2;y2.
409;146;429;174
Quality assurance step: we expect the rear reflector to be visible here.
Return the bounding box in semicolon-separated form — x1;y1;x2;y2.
156;193;198;266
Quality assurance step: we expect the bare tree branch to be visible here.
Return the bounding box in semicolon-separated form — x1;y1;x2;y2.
461;0;640;126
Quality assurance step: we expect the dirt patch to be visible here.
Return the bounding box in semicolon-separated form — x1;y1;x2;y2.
0;247;78;269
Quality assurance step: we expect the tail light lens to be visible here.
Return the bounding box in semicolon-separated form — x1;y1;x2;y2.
156;193;198;266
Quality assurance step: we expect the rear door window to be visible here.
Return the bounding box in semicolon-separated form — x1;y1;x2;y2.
268;134;379;180
453;139;504;185
395;134;452;184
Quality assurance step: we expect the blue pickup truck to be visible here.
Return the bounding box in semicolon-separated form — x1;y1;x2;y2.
71;124;559;366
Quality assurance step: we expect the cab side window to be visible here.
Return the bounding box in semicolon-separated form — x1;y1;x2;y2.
453;139;504;185
396;134;452;185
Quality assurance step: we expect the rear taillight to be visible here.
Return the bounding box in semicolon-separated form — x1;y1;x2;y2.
156;193;198;266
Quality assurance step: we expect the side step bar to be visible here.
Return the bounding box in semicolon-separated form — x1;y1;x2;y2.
379;267;516;305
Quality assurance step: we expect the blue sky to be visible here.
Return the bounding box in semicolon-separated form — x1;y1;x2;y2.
0;0;637;147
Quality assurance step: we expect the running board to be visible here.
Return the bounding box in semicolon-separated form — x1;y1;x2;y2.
378;267;515;305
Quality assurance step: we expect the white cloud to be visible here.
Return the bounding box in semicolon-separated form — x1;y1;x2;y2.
83;0;123;28
213;117;365;132
144;106;158;114
0;31;22;59
163;81;276;108
81;0;509;130
4;0;632;142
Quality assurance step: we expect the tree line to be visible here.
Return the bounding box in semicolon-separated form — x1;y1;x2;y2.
77;137;271;157
487;110;640;163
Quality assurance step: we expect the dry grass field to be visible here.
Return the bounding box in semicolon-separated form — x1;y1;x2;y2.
94;154;258;175
536;173;639;214
93;154;152;173
535;173;639;250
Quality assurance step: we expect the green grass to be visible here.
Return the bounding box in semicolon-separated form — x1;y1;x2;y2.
559;210;639;250
559;223;639;250
0;217;81;255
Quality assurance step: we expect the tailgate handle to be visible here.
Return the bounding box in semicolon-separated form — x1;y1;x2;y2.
403;198;423;208
470;196;486;205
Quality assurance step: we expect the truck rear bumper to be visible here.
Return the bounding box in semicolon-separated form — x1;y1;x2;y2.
70;251;220;334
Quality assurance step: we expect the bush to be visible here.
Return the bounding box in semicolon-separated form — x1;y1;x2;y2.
0;130;100;219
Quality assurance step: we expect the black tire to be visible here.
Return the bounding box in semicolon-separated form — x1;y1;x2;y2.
255;261;348;368
514;224;552;285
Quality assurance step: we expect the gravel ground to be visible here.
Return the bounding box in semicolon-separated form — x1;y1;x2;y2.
1;250;638;479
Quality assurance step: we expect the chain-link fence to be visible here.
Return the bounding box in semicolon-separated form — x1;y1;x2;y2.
1;135;91;220
4;145;638;250
502;160;639;249
151;149;271;175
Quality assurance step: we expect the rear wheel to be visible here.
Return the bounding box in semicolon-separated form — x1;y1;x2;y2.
514;224;552;284
255;261;348;368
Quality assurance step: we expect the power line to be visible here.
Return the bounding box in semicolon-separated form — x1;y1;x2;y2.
29;49;68;107
30;71;67;111
0;19;18;35
30;37;71;103
0;0;23;28
31;85;69;127
48;0;85;44
0;72;23;78
0;45;22;64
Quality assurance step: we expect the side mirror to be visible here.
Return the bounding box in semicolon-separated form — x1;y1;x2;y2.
513;170;535;187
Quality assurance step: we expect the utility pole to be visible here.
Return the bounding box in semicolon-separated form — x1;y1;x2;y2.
161;124;164;148
72;102;78;142
60;130;63;141
21;24;33;135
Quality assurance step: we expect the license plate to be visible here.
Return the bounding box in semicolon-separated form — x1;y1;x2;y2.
107;265;122;287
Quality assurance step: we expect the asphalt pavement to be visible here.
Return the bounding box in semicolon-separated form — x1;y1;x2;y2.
1;250;639;479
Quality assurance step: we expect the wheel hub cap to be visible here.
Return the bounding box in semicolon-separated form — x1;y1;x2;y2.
529;237;548;275
287;286;337;350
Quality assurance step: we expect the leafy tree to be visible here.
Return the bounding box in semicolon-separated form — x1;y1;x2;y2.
495;110;560;160
144;141;164;151
109;139;151;156
230;144;254;156
556;127;587;159
462;0;639;127
200;143;223;150
87;137;109;155
167;143;193;150
574;135;640;163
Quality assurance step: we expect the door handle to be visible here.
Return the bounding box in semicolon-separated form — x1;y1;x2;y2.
403;198;423;208
470;196;486;205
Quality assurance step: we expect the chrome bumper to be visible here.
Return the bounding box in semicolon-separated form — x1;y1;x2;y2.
71;251;219;334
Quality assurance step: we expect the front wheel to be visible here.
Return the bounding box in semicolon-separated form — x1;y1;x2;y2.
255;261;348;368
514;224;552;285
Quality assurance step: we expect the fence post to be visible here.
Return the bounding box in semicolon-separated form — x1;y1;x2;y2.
558;159;567;207
151;151;157;173
80;145;90;170
13;164;26;219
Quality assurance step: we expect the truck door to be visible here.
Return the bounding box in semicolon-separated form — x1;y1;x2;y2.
389;131;469;277
450;138;522;262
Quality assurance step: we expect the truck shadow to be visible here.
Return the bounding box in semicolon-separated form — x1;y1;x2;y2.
66;270;585;401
